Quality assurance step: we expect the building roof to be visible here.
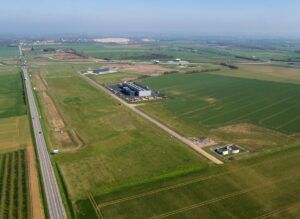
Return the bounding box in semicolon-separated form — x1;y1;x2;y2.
229;144;239;150
93;68;110;73
124;82;150;92
215;147;228;153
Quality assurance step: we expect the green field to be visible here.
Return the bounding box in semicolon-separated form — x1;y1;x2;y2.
27;42;300;218
0;66;26;119
77;143;300;218
141;73;300;134
0;150;29;219
89;72;141;85
0;46;18;58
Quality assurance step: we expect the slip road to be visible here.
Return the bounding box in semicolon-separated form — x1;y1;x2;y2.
19;45;67;219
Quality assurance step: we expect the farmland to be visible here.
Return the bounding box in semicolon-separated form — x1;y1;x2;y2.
0;150;29;219
0;49;44;219
0;46;18;58
77;143;300;218
0;67;26;119
25;41;300;218
140;72;300;134
29;62;206;202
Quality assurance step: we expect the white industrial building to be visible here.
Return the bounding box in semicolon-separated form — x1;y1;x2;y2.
123;82;152;97
228;144;240;154
215;147;229;156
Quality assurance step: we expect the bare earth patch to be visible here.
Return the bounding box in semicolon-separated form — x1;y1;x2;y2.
203;96;217;104
106;63;171;75
213;123;296;151
93;38;130;43
34;73;84;150
189;137;216;148
27;146;44;219
49;52;98;62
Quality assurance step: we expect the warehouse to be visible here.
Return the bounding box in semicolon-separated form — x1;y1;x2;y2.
122;82;152;97
86;67;117;75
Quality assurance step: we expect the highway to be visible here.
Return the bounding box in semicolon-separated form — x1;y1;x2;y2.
19;45;67;219
80;73;223;165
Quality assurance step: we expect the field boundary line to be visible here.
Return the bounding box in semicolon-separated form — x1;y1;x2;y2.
277;115;300;129
98;172;227;208
259;101;300;124
181;85;266;117
190;84;297;121
98;148;300;209
179;85;249;116
151;184;268;219
88;192;103;219
201;91;298;124
254;201;300;219
225;94;299;124
150;173;300;219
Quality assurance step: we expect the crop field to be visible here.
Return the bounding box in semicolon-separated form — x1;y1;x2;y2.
76;143;300;218
89;72;141;85
31;63;206;203
29;43;166;60
141;73;300;134
25;42;300;218
0;67;26;119
213;64;300;85
0;46;18;58
0;150;29;219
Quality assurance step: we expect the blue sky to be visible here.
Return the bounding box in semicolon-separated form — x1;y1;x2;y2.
1;0;300;37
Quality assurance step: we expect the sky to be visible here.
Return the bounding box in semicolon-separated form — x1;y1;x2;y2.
1;0;300;38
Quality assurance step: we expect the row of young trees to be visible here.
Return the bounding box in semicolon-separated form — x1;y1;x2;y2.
0;150;29;219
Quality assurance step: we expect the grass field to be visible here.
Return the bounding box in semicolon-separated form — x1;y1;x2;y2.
30;63;206;203
141;73;300;134
89;72;142;85
0;150;29;219
214;64;300;85
0;67;26;119
138;72;300;153
27;42;300;218
0;46;18;58
0;65;30;153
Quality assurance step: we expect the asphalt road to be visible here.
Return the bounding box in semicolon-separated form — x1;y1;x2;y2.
19;46;67;219
80;73;223;165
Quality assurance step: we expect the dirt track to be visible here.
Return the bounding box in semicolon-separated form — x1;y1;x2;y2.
81;73;223;165
27;143;44;219
34;72;83;150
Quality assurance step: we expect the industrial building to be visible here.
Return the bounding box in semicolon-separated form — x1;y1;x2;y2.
86;67;117;75
215;147;229;156
122;82;152;97
228;144;240;154
214;144;241;156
